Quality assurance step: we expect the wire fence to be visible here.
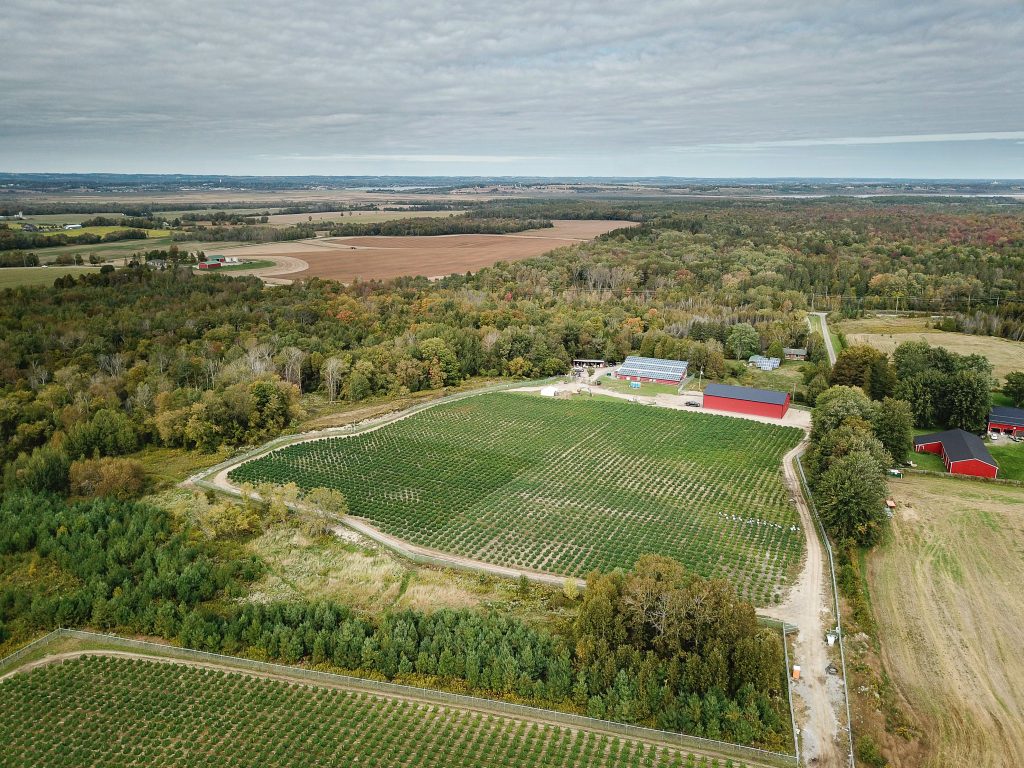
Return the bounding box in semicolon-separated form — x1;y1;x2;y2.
2;628;798;768
795;456;856;768
0;629;64;676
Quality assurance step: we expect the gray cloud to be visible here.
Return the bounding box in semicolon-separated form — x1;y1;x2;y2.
1;0;1022;176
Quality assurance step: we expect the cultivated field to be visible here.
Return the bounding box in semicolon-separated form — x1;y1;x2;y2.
0;656;725;768
837;315;1024;378
8;225;171;238
209;219;635;283
867;474;1024;767
230;393;804;604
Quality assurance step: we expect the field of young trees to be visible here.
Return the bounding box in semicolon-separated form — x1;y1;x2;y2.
0;656;749;768
230;393;803;604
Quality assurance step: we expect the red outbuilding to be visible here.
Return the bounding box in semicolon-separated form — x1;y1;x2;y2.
702;383;790;419
988;406;1024;436
913;429;998;479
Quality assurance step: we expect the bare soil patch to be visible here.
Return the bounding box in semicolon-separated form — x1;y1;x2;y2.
866;474;1024;767
209;220;633;283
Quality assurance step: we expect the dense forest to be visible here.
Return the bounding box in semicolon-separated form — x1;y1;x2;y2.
327;216;552;237
1;200;1023;494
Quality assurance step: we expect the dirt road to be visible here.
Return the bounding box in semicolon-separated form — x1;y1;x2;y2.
216;254;310;285
811;312;838;365
762;442;843;767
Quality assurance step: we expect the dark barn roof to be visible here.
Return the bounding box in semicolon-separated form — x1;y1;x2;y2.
989;406;1024;428
704;383;789;406
914;429;997;467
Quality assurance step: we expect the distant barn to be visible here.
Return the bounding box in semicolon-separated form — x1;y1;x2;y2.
914;429;998;479
703;383;791;419
988;406;1024;437
614;356;688;385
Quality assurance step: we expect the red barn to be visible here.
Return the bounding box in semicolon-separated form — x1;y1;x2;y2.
913;429;998;479
702;383;790;419
988;406;1024;436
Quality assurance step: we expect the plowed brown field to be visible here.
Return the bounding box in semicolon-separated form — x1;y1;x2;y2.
211;220;634;283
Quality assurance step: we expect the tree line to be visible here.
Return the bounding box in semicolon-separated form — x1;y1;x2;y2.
327;216;552;237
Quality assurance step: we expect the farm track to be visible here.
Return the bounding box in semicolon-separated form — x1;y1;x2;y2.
811;312;838;365
2;647;790;768
762;441;843;768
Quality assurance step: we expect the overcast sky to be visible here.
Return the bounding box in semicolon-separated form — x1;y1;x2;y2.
2;1;1022;178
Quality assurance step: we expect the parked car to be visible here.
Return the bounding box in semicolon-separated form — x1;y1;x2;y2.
684;401;700;407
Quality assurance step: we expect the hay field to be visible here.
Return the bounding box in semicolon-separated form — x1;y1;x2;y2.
867;474;1024;767
837;315;1024;378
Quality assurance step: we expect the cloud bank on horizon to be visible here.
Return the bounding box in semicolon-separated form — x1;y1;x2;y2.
1;0;1022;177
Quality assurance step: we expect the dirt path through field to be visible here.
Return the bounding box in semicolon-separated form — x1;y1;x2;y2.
218;254;310;284
2;648;784;768
811;312;838;365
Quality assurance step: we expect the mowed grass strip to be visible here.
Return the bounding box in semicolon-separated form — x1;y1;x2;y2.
231;393;803;604
0;266;98;288
0;656;724;768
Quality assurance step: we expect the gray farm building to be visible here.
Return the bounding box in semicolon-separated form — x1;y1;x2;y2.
614;356;688;384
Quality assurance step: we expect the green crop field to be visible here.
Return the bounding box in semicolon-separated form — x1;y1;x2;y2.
230;393;803;604
0;656;744;768
204;259;277;271
0;266;98;288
